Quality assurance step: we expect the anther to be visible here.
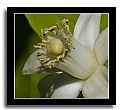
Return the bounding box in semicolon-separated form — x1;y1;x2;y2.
49;26;57;31
33;45;42;49
62;19;69;26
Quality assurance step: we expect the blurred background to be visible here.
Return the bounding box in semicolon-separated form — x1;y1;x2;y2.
15;14;41;98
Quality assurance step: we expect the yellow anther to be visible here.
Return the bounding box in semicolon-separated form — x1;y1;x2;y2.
67;36;72;39
33;45;42;49
49;26;57;31
43;57;51;63
44;61;54;69
53;59;59;62
37;52;45;55
62;19;69;26
42;40;49;43
66;38;72;47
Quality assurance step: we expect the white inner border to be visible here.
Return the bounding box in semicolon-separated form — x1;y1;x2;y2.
14;13;109;99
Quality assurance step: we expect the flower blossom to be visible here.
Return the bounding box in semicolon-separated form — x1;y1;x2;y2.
23;13;108;98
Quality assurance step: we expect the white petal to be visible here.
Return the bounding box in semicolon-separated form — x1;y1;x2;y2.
38;74;58;97
45;73;83;98
74;13;101;49
56;38;97;79
22;49;44;75
94;28;108;65
22;49;63;75
82;66;108;98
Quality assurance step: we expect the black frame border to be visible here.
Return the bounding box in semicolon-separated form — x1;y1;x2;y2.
7;7;116;105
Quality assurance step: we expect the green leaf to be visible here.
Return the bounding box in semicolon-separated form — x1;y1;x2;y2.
104;60;108;68
25;14;80;38
25;14;108;37
100;14;108;32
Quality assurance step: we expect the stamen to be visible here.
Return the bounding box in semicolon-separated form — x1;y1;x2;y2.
33;45;42;49
34;19;73;69
49;26;57;31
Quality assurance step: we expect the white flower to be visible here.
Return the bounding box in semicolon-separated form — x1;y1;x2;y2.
23;13;108;98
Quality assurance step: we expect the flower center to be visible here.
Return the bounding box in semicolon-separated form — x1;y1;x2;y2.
46;38;64;55
33;19;73;69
